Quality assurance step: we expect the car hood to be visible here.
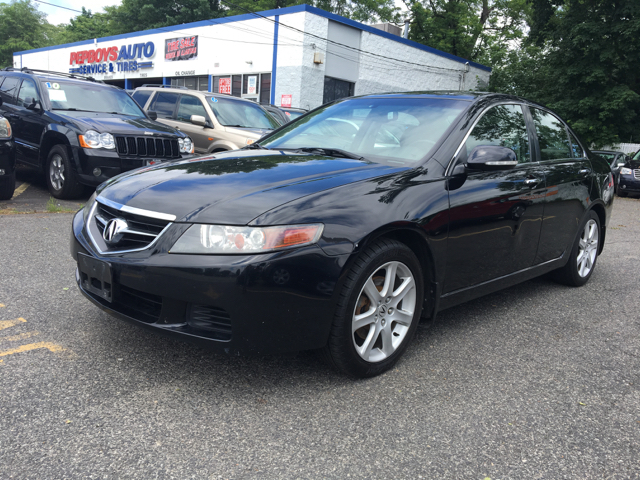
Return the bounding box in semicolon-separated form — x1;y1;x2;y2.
97;149;407;225
55;111;182;136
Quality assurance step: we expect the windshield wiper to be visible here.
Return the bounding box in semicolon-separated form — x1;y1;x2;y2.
245;143;266;150
296;147;364;160
223;124;248;128
53;108;100;113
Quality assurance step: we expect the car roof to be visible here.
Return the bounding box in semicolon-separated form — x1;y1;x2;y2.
135;86;261;104
2;68;115;88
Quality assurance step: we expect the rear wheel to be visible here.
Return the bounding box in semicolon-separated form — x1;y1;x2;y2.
45;145;84;199
0;171;15;200
323;238;424;378
552;211;600;287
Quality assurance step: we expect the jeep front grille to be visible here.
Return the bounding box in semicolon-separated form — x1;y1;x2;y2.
115;136;180;158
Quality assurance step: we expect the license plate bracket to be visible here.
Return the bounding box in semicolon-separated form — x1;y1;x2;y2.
78;253;113;303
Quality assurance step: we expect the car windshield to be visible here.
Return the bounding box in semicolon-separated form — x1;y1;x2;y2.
260;97;469;164
633;151;640;161
595;152;615;161
42;81;145;116
207;96;279;129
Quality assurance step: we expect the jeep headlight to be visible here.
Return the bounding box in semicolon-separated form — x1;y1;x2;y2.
178;137;194;154
170;224;324;254
79;130;115;149
0;117;12;139
620;167;632;176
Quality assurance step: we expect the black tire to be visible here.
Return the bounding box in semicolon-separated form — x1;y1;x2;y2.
0;171;15;200
322;238;424;378
552;210;601;287
45;145;84;199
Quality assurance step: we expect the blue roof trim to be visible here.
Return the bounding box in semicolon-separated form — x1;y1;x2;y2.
14;3;490;72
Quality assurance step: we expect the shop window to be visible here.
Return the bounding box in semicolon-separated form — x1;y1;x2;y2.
232;75;242;97
323;77;354;104
260;73;271;104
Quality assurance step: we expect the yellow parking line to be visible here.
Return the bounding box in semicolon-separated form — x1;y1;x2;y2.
12;182;30;198
0;341;66;357
0;303;5;307
0;317;26;331
0;331;40;343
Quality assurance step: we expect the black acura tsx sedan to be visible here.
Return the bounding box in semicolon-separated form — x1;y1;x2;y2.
71;92;614;378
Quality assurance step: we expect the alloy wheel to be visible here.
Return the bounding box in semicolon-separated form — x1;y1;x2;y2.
49;154;65;191
577;219;598;277
352;261;417;363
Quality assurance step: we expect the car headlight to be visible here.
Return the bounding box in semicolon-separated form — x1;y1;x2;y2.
170;223;324;254
620;167;633;175
82;191;98;224
178;137;194;154
79;130;115;149
0;117;12;139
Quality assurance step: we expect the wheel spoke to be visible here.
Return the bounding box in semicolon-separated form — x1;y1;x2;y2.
392;308;413;326
380;327;394;357
379;262;398;298
353;307;377;332
579;238;587;249
391;276;415;306
358;324;379;359
363;277;382;304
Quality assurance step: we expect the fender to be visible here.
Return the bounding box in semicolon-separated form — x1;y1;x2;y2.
38;125;78;171
207;140;241;153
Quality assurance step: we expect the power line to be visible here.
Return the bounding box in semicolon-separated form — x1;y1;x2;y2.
32;0;82;13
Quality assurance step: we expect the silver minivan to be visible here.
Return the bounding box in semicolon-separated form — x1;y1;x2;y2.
132;86;280;154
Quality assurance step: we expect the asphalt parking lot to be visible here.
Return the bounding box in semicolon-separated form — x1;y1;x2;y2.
1;187;639;478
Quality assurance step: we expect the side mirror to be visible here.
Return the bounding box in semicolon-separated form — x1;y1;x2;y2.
147;111;158;121
466;145;518;170
190;115;206;127
24;97;39;110
617;162;626;167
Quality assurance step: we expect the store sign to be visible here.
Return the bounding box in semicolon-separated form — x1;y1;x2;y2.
68;41;155;75
219;78;231;95
281;94;292;108
248;76;257;95
165;36;198;61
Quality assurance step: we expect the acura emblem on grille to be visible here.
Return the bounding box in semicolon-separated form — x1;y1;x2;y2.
103;218;128;244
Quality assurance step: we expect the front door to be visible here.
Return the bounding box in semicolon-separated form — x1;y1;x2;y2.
13;78;47;166
444;103;546;294
173;94;213;154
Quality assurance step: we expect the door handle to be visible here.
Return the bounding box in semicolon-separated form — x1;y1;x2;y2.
524;178;540;187
579;168;590;174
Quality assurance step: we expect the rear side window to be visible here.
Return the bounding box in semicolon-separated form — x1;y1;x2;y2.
176;95;209;123
17;79;39;107
465;104;531;163
568;131;584;158
132;90;152;108
530;108;571;160
0;77;21;105
149;92;179;119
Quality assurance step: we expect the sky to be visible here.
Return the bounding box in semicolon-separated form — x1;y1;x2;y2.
34;0;409;26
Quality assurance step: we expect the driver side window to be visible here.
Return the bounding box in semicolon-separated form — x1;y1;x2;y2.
17;79;39;107
465;104;531;163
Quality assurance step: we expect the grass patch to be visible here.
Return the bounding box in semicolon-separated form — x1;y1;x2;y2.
46;197;77;214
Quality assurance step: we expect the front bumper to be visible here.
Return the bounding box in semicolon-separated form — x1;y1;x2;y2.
618;174;640;194
71;147;191;187
71;210;349;355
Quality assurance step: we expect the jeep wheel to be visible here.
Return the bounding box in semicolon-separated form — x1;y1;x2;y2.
46;145;84;199
0;171;15;200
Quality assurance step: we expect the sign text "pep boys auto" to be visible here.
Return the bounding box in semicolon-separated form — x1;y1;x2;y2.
69;42;155;75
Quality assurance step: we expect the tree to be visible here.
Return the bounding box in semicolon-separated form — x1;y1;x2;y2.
497;0;640;147
0;0;57;68
55;7;119;44
404;0;530;62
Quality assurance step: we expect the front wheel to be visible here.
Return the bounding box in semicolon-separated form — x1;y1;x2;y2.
45;145;84;199
552;211;601;287
323;238;424;378
0;171;15;200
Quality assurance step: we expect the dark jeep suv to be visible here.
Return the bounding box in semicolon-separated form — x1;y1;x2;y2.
0;68;194;199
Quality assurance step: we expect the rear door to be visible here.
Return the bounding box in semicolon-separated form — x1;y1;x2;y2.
13;78;47;165
444;103;547;293
528;107;592;263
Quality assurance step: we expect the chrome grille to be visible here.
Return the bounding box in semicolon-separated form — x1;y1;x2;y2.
114;135;180;159
634;169;640;180
90;199;172;254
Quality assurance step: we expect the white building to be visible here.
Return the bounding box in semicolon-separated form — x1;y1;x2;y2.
14;4;491;110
